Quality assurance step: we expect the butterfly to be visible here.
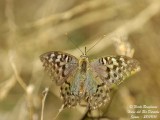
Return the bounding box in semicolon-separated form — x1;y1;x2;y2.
40;48;140;110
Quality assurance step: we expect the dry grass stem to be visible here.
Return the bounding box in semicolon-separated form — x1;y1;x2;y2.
0;75;16;101
22;6;116;47
9;53;27;92
113;35;134;57
24;0;109;29
9;53;37;120
53;104;64;120
68;0;160;56
41;87;49;120
26;85;36;120
5;0;17;31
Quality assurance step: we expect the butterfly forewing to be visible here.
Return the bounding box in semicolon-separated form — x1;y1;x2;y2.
90;55;140;88
40;51;78;85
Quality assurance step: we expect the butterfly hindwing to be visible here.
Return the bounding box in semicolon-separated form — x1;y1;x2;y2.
60;81;80;108
90;55;140;88
60;69;110;109
87;83;110;109
40;51;78;85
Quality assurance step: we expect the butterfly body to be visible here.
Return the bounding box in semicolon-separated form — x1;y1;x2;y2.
40;50;140;109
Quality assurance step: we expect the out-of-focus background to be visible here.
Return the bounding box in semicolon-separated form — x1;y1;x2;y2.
0;0;160;120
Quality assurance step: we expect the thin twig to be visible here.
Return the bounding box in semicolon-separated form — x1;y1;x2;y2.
41;87;49;120
53;104;64;120
23;0;109;29
5;0;17;31
66;0;160;56
19;6;117;51
9;52;27;92
9;52;36;120
0;75;16;101
26;85;35;120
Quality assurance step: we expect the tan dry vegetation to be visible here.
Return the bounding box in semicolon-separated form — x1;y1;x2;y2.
0;0;160;120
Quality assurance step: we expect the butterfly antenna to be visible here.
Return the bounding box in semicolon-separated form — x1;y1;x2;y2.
65;33;84;55
86;35;106;53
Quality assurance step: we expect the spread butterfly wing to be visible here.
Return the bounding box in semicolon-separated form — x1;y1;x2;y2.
90;56;140;88
40;51;78;85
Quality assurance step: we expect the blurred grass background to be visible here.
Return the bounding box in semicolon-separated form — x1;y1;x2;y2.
0;0;160;120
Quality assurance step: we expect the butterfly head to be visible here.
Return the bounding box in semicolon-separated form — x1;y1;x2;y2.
80;47;88;59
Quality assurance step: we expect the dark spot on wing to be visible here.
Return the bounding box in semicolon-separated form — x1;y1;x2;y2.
118;69;121;73
112;79;115;83
56;62;60;67
64;54;67;59
62;71;65;77
52;65;55;70
114;73;117;77
61;93;65;97
60;57;63;62
56;70;59;74
113;65;117;70
62;65;65;70
106;67;110;72
105;74;110;80
101;58;104;64
60;87;63;90
67;57;70;62
51;57;56;62
100;89;103;93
